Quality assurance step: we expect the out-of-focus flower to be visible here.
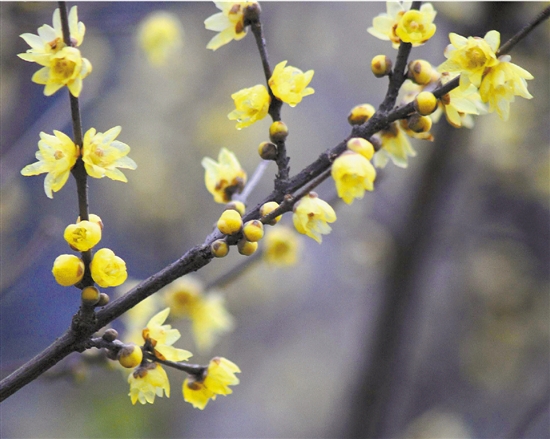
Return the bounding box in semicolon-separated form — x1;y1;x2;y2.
395;4;436;45
90;248;128;288
227;84;271;129
204;2;258;51
332;151;376;205
21;130;79;199
438;30;500;90
478;55;533;121
263;226;301;266
138;11;184;66
64;220;102;252
18;6;85;65
82;126;137;182
373;122;416;168
292;192;336;244
183;357;240;409
142;307;193;361
268;60;314;107
202;148;247;204
128;363;170;405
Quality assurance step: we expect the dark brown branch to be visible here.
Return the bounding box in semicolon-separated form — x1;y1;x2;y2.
497;5;550;56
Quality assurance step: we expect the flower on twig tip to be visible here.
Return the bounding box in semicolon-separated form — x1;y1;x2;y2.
332;150;377;205
183;357;240;410
228;84;271;130
292;192;336;244
395;4;436;46
128;362;170;405
202;147;247;204
142;307;193;361
263;226;300;266
18;6;85;65
204;2;258;51
268;61;315;107
138;11;184;67
82;126;137;182
90;248;128;288
373;122;416;169
21;130;79;199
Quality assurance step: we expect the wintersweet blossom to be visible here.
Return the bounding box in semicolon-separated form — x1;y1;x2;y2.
128;363;170;405
268;61;315;107
373;122;416;169
292;192;337;244
21;130;79;198
138;11;184;66
64;220;102;252
52;254;85;286
395;4;436;45
142;308;193;361
183;357;241;410
201;147;247;204
438;30;500;90
82;126;137;181
18;6;85;65
90;248;128;288
332;151;377;205
227;84;271;129
204;2;258;51
263;226;300;266
478;55;533;121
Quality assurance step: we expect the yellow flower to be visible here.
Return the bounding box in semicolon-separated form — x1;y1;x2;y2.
228;84;271;129
332;151;376;205
183;357;241;410
478;55;533;121
64;220;102;252
373;122;416;168
90;248;128;288
18;6;85;65
263;226;300;266
21;130;79;199
142;307;193;361
201;147;247;204
292;192;336;244
128;363;170;405
82;126;137;181
163;277;234;352
52;254;84;286
204;2;257;51
395;4;436;45
138;11;184;66
437;30;500;90
268;60;315;107
30;46;92;97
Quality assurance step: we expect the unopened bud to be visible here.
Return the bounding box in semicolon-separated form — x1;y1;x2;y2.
348;104;376;126
371;54;392;78
258;141;278;161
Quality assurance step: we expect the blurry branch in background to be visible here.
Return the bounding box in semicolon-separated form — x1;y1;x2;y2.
1;2;549;409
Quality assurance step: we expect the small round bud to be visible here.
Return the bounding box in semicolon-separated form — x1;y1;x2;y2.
407;59;434;85
237;238;258;256
225;200;246;216
81;286;100;306
258;141;278;161
406;114;432;133
243;220;264;242
217;209;243;235
211;239;230;258
97;293;110;307
348;104;376;126
102;328;119;342
118;344;143;369
52;254;85;286
269;121;289;143
414;91;438;116
346;137;375;160
371;54;392;78
260;201;282;225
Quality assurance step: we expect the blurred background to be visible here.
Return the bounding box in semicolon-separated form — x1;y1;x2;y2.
1;2;548;438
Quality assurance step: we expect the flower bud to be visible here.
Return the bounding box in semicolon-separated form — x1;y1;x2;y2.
407;59;434;85
211;239;230;258
217;209;243;235
52;254;85;286
348;104;376;126
346;138;375;160
258;141;278;161
118;344;143;369
406;114;432;133
102;328;119;342
97;293;110;307
237;238;258;256
225;200;246;216
260;201;282;225
81;286;100;306
243;220;264;242
269;121;289;143
371;54;392;78
414;91;438;116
